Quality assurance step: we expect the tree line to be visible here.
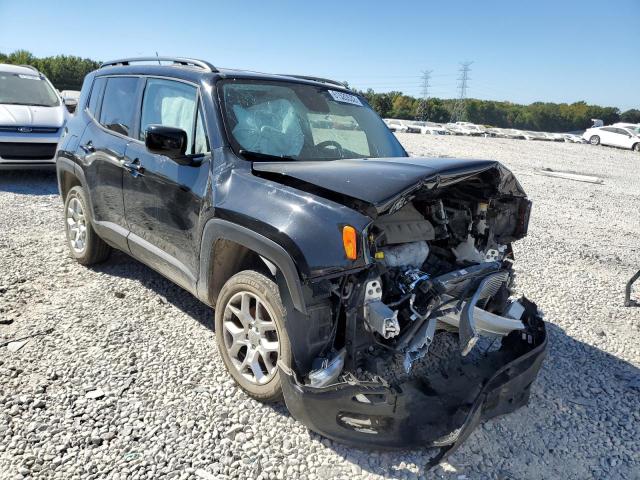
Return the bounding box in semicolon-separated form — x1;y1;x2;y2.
2;50;638;132
0;50;100;92
357;88;640;132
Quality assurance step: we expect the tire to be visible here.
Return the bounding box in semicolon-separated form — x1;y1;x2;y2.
215;270;291;402
633;143;640;152
63;186;111;265
589;135;600;145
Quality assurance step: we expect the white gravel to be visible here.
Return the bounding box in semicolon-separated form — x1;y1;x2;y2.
1;135;639;479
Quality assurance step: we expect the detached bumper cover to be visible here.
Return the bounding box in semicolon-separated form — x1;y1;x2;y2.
280;323;547;466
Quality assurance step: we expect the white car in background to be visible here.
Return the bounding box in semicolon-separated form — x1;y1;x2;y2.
412;121;448;135
562;133;586;144
583;126;640;152
385;119;420;133
0;64;70;169
613;122;640;135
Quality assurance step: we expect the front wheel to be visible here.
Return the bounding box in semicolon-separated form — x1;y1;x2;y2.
64;186;111;265
633;143;640;152
589;135;600;145
215;270;291;402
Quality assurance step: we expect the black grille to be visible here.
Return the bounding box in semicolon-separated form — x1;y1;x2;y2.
0;142;57;160
0;126;59;134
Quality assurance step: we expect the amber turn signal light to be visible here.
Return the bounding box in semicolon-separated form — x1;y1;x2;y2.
342;225;357;260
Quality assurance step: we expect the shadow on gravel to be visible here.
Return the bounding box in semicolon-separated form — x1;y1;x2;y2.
93;250;213;329
0;170;59;196
91;251;640;479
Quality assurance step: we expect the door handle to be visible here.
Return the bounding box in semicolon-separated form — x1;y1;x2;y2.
123;158;145;177
79;141;95;153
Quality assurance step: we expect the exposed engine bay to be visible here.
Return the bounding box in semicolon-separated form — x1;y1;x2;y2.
278;171;547;462
306;188;538;384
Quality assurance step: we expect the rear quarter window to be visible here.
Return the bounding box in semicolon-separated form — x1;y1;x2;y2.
87;77;107;118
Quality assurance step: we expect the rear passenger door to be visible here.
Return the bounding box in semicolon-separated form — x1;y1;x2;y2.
612;128;632;148
122;77;211;292
76;75;141;251
598;127;616;146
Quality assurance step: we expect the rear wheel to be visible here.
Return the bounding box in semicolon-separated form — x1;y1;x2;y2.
215;270;291;402
589;135;600;145
633;143;640;152
64;186;111;265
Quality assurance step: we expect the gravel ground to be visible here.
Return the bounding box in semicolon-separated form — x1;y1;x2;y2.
1;135;639;480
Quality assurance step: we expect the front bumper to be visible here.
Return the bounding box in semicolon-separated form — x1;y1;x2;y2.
0;132;61;169
280;323;547;466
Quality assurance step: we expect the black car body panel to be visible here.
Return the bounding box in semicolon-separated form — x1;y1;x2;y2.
280;322;546;460
252;157;526;215
56;59;547;464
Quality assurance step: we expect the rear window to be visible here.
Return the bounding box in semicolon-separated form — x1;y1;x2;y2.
99;77;139;137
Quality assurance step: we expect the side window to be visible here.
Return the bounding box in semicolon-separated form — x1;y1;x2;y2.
99;77;139;137
193;106;210;155
140;78;197;150
87;77;107;118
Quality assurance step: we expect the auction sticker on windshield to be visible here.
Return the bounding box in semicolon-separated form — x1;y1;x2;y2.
328;90;362;106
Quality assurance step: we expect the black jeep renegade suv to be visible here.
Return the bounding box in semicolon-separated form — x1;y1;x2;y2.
56;57;546;464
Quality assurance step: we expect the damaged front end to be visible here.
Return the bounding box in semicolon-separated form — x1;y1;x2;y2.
276;159;547;462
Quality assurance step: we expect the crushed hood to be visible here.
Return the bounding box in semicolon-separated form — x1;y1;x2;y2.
0;104;66;128
253;157;526;215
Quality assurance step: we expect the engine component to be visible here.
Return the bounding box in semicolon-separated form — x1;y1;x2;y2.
364;278;382;302
380;241;429;268
459;270;510;355
403;318;437;372
504;299;525;320
475;202;489;236
420;261;502;298
398;268;430;294
437;302;526;336
365;301;400;339
307;349;346;387
452;235;485;263
373;203;435;244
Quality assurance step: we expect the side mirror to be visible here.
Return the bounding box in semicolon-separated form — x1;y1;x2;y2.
63;97;77;113
145;125;191;164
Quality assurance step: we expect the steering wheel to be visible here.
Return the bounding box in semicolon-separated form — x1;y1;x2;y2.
316;140;344;158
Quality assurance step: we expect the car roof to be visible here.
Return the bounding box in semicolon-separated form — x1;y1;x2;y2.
0;63;41;75
94;61;350;91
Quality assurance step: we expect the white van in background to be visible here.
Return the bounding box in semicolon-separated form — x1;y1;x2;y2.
0;64;69;169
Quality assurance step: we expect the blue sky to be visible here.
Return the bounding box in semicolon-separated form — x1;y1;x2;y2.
1;0;638;110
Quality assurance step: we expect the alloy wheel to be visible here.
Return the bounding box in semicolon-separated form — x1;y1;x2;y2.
222;291;280;385
66;197;87;253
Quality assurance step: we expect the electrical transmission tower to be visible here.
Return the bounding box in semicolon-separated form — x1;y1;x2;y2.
416;70;432;121
450;61;473;123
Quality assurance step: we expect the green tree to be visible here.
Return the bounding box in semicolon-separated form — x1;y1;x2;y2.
620;109;640;123
1;50;100;91
391;95;416;119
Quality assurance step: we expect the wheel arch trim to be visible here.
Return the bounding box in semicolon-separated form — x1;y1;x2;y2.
198;218;307;314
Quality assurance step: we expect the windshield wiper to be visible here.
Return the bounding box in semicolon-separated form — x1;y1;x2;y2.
1;102;54;107
238;149;297;162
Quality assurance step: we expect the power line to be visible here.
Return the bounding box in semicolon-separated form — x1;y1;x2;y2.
416;70;433;121
450;61;473;122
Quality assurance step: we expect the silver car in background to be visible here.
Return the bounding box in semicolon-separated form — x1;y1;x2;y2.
0;64;68;169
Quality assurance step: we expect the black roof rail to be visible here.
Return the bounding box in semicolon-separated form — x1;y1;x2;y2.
100;57;218;73
280;74;348;89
